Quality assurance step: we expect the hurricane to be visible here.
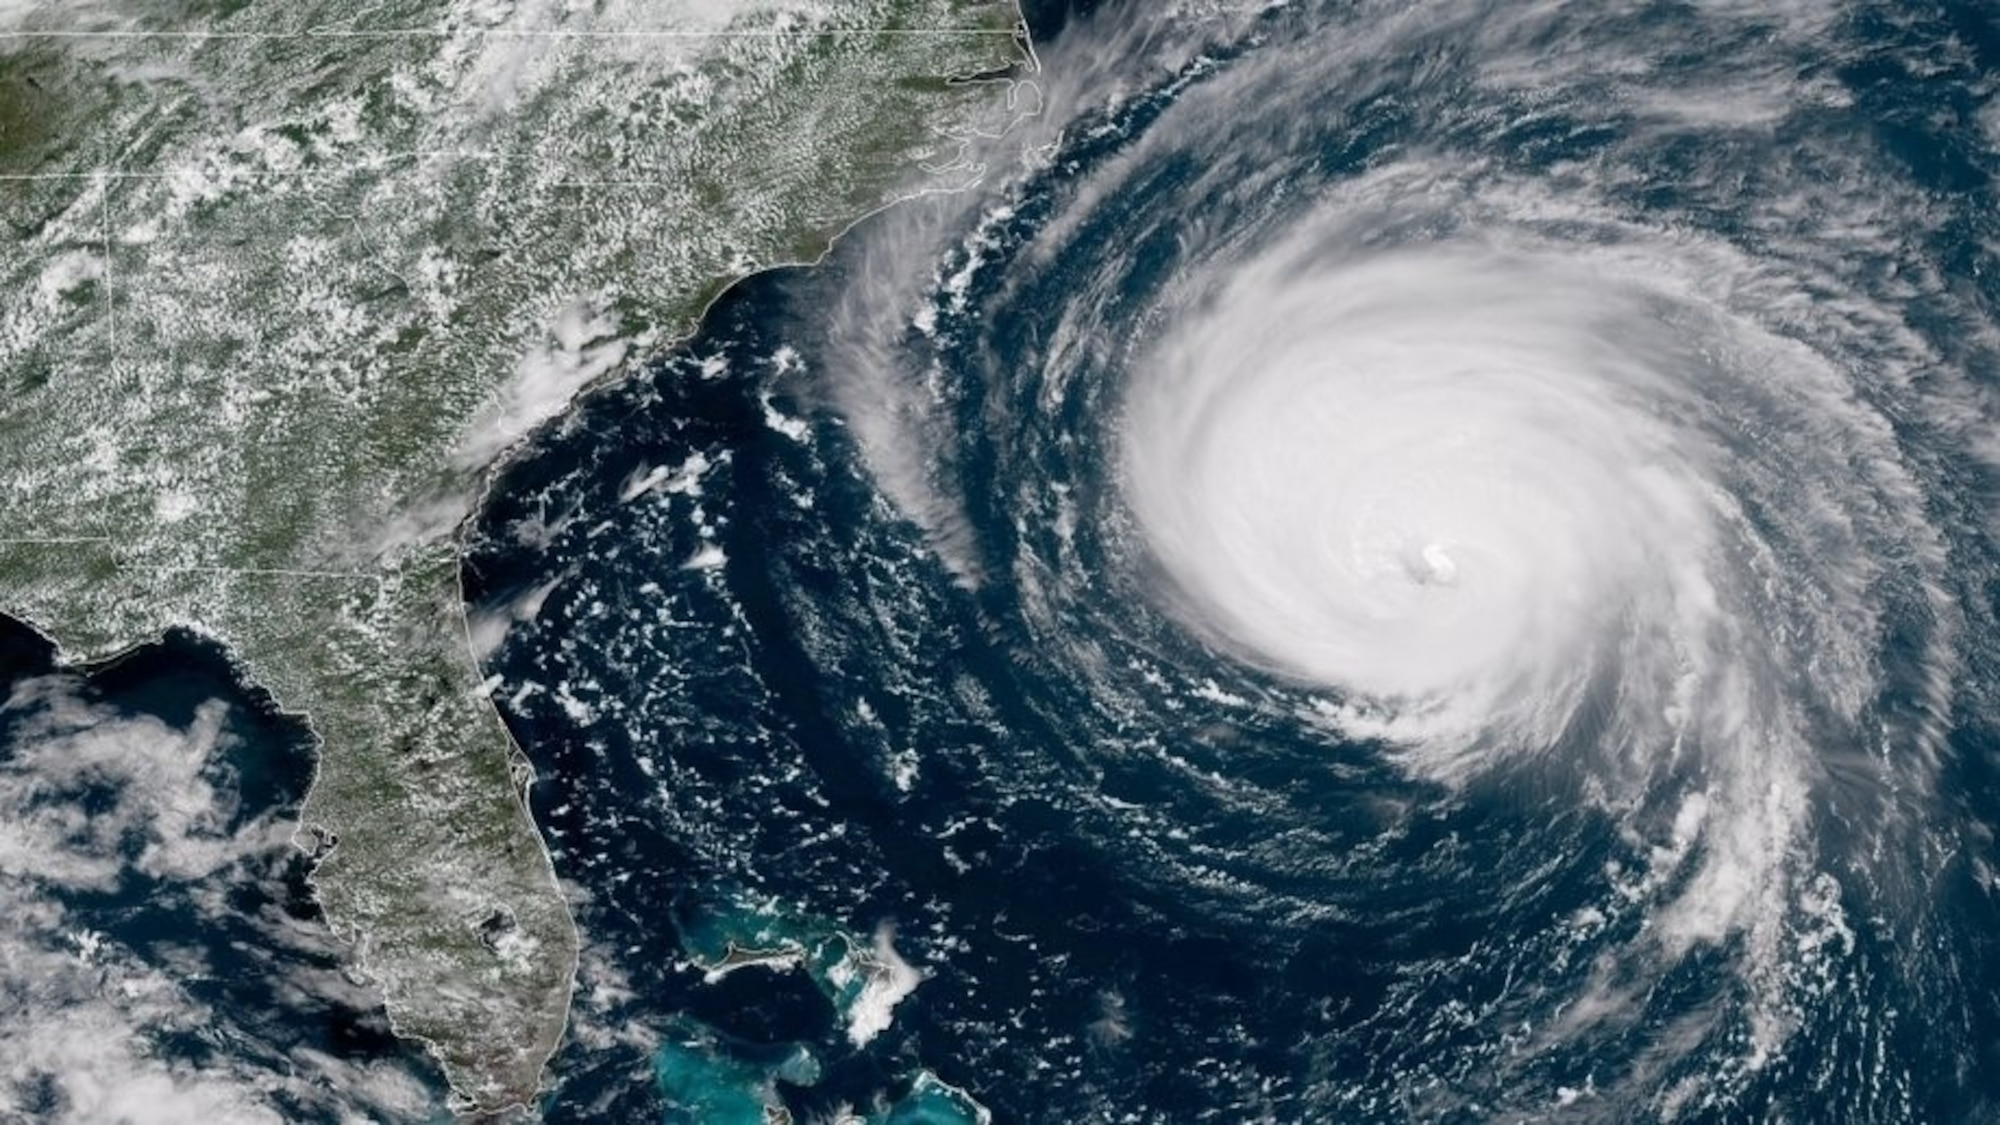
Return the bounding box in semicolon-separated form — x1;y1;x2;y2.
467;1;2000;1120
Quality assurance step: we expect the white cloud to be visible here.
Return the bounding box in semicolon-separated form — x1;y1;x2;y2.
830;923;925;1048
0;672;443;1122
454;294;633;469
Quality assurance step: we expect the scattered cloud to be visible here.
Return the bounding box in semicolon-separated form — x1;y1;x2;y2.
0;669;443;1123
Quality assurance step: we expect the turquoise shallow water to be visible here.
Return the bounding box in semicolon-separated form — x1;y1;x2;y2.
11;1;1994;1121
467;1;2000;1121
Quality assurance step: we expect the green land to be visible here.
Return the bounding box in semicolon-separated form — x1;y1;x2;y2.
0;0;1029;1111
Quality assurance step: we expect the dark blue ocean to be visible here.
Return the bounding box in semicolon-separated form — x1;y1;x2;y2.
8;1;2000;1122
465;2;2000;1121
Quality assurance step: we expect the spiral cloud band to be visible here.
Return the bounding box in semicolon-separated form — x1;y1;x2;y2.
1100;178;1966;1008
1125;240;1723;761
1120;185;1941;795
454;0;2000;1117
774;1;1996;1113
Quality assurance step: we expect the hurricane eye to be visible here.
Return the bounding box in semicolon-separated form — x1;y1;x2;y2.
453;4;1985;1120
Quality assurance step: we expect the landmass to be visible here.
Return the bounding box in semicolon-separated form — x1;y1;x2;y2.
674;892;984;1124
0;0;1031;1111
683;893;926;1048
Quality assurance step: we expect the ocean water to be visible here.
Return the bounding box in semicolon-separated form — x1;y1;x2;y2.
0;619;449;1121
468;2;2000;1121
9;0;2000;1122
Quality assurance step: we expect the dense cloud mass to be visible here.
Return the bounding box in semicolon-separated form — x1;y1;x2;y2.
811;0;2000;1115
454;1;2000;1120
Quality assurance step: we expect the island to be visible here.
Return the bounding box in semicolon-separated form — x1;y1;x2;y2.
0;0;1031;1111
